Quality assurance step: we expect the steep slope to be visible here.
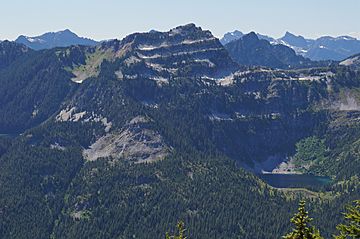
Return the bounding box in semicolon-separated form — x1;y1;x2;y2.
0;41;30;70
83;116;171;163
0;47;85;133
224;32;314;69
15;29;98;50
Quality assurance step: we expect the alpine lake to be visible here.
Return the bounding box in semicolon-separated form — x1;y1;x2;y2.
259;173;332;189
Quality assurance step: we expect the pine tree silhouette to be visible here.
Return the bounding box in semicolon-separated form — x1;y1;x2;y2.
283;200;323;239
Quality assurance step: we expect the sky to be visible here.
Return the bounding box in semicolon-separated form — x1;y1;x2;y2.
1;0;359;41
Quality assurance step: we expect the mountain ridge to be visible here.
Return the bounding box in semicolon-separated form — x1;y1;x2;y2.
15;29;98;50
0;40;31;70
7;27;360;61
67;23;240;84
224;32;317;69
221;30;360;61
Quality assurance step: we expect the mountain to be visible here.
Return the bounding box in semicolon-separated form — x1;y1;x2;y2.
224;32;315;69
67;23;239;84
220;30;275;45
0;45;79;133
0;41;31;70
0;24;359;239
0;23;240;132
279;32;314;49
256;33;276;43
306;36;360;61
15;29;98;50
220;30;244;45
280;33;360;61
221;30;360;61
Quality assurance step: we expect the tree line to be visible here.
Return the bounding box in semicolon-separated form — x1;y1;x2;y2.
166;200;360;239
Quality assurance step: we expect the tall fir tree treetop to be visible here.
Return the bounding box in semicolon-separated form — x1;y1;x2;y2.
283;200;324;239
335;200;360;239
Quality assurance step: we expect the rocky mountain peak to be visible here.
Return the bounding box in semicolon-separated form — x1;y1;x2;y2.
224;32;314;69
169;23;212;38
284;31;295;38
118;23;214;48
280;31;309;48
220;30;244;45
75;24;239;84
242;32;259;42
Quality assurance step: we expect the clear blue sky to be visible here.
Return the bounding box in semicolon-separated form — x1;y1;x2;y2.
1;0;359;41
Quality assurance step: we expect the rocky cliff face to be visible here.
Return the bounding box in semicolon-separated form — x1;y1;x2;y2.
67;24;239;84
83;116;170;163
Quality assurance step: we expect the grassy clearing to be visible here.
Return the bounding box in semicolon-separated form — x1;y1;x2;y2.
71;49;115;83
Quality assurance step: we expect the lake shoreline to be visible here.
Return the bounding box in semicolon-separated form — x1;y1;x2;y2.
259;173;332;189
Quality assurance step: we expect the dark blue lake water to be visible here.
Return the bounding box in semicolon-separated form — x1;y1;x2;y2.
259;174;332;188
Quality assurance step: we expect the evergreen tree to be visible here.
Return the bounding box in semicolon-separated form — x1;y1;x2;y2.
335;200;360;239
283;200;324;239
166;221;187;239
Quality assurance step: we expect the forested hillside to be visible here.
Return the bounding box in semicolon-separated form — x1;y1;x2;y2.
0;24;359;238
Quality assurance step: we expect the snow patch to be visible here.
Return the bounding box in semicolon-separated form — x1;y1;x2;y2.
194;59;216;68
145;62;177;74
26;37;45;43
181;38;216;45
138;43;169;51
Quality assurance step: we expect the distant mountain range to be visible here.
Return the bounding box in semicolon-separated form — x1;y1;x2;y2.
221;30;360;61
6;28;360;62
15;29;98;50
224;32;319;69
